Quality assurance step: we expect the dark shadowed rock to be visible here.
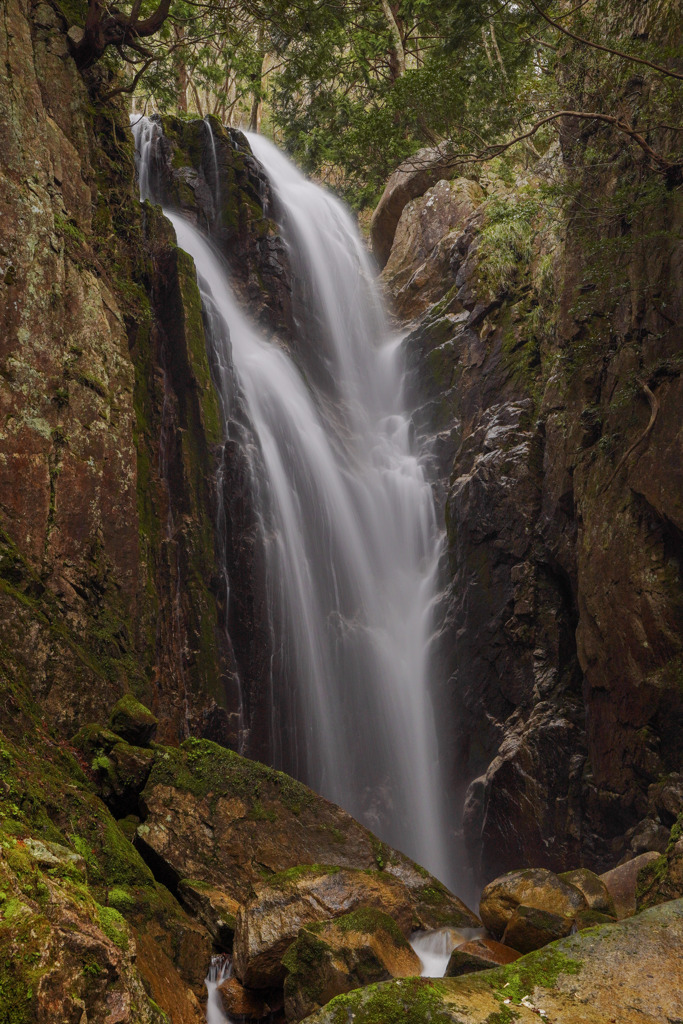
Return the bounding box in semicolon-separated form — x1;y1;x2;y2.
218;976;282;1020
109;695;158;746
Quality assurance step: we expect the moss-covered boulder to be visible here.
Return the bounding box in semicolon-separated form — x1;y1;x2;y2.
600;850;661;918
445;937;520;978
135;738;479;927
0;837;167;1024
233;866;416;989
109;695;158;746
282;907;421;1022
479;868;587;938
303;899;683;1024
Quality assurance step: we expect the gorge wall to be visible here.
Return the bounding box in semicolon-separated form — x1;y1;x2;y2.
0;0;290;756
377;0;683;885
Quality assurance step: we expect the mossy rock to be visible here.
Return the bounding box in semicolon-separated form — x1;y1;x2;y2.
636;814;683;910
109;694;158;746
283;907;421;1022
558;868;615;917
304;900;683;1024
501;904;574;954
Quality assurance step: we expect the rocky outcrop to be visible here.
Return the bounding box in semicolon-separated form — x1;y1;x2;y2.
370;147;460;268
132;736;479;934
381;177;483;321
304;898;683;1024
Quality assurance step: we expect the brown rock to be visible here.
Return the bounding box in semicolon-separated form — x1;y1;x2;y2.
636;817;683;911
502;904;574;953
370;148;460;267
233;866;415;988
600;850;661;918
479;868;587;938
558;868;616;916
445;937;521;977
137;740;479;926
218;976;282;1019
177;879;240;949
302;898;683;1024
382;178;483;320
282;907;421;1022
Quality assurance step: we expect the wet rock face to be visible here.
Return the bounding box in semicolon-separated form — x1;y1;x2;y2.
388;116;683;881
0;0;142;734
140;114;293;338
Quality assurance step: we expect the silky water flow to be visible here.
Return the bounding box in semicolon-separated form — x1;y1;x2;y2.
131;115;454;895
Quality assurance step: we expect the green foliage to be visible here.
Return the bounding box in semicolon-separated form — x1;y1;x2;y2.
478;195;540;296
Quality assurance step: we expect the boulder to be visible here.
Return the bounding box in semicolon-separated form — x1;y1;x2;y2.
218;976;282;1020
557;868;615;916
381;178;483;320
445;938;521;977
479;868;587;938
232;866;415;988
283;907;421;1021
501;905;574;953
600;850;661;918
370;147;459;268
301;898;683;1024
136;739;479;921
109;695;158;746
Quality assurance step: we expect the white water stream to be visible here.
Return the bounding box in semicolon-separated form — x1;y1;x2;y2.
131;118;453;888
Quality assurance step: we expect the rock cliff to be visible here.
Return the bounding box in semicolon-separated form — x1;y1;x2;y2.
379;2;683;885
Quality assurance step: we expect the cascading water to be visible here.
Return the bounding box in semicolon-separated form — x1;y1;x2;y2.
131;116;454;888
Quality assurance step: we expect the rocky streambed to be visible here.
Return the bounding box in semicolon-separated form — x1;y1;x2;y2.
2;690;681;1022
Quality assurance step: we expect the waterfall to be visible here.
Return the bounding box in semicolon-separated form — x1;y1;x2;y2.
131;116;454;888
205;957;232;1024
